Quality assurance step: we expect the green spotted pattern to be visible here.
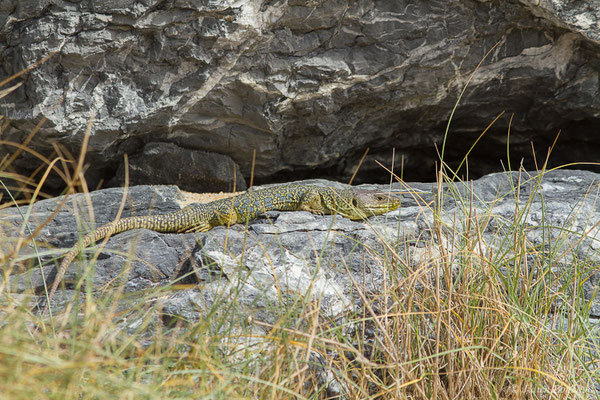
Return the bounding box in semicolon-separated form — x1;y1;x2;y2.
43;184;400;314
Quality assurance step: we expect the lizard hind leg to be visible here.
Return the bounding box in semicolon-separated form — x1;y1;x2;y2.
181;222;212;233
175;204;213;233
179;205;238;233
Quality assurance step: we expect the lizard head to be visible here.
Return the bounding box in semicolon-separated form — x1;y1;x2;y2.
334;189;401;221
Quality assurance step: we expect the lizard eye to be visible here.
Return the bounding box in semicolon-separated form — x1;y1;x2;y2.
351;199;358;207
376;195;384;201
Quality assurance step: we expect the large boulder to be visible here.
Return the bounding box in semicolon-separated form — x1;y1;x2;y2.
1;1;599;191
1;170;599;321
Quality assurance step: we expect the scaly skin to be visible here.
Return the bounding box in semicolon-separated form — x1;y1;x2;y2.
43;184;400;315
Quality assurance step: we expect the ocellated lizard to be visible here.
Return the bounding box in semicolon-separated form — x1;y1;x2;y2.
42;184;400;315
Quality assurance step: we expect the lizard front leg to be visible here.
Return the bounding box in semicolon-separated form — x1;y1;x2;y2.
297;190;327;215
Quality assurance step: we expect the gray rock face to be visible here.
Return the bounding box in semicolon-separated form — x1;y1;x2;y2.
0;184;189;294
111;142;247;192
1;1;600;191
1;170;600;320
520;0;600;42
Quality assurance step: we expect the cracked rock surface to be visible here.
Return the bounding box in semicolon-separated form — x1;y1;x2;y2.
1;170;600;322
1;1;600;190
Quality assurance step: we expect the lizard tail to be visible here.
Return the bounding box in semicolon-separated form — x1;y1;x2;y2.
42;213;180;316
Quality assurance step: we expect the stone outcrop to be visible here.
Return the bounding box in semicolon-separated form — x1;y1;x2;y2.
1;169;599;321
1;1;600;192
110;142;247;192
